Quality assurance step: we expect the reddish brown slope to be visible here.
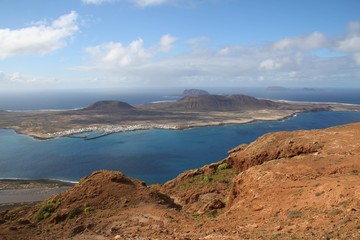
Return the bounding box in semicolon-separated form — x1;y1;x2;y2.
215;122;360;239
0;171;184;240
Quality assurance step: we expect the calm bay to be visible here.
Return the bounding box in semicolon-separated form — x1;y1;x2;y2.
1;111;360;184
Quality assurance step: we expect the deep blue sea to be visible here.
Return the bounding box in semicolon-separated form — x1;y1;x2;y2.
0;88;360;184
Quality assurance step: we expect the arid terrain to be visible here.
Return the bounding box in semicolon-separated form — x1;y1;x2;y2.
0;94;360;139
1;122;359;239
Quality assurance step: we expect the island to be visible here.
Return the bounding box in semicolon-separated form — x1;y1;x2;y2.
0;93;360;139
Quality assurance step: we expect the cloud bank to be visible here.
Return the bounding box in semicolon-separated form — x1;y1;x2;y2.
272;32;327;50
0;11;78;59
0;71;58;87
337;22;360;65
85;39;151;67
81;34;177;69
72;24;360;88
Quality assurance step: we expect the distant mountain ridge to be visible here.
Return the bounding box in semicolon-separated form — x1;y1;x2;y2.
81;93;279;112
182;89;210;96
169;94;278;111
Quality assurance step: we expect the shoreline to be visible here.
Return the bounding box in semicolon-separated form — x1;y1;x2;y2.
0;178;77;190
1;109;357;140
0;179;76;209
1;97;360;140
3;111;298;140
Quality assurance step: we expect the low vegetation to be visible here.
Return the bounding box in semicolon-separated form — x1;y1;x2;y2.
287;210;302;219
175;167;236;192
217;163;229;170
34;197;60;222
68;207;82;219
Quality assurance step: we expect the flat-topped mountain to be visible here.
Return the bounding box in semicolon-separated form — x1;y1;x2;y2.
82;100;135;112
182;89;210;96
168;94;278;111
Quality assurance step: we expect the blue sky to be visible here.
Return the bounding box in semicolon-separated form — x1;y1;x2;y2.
0;0;360;91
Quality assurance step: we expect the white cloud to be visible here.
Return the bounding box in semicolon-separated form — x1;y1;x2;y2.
0;71;58;86
337;21;360;65
272;31;326;50
73;24;360;88
158;34;177;52
187;36;209;47
259;58;286;71
85;39;151;67
0;11;78;59
337;36;360;52
82;34;177;69
133;0;169;7
81;0;113;5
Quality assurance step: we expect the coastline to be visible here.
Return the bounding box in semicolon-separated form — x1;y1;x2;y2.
0;179;75;210
5;113;291;140
1;96;360;140
1;108;358;141
0;178;76;190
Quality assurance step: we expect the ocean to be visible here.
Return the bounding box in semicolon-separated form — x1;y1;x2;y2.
0;88;360;184
1;88;360;111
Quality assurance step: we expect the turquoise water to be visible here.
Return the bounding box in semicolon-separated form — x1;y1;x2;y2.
1;111;360;184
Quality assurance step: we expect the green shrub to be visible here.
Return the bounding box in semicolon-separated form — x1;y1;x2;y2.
83;203;92;214
35;204;55;222
203;176;213;183
84;206;92;214
157;193;171;202
68;207;82;219
217;163;229;171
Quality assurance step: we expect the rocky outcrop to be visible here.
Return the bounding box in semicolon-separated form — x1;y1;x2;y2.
161;161;236;213
225;130;324;173
218;123;360;239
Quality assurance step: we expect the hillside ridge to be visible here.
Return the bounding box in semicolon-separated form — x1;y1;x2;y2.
168;94;278;111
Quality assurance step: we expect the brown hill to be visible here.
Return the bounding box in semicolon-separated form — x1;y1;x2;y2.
0;170;180;240
168;94;278;111
82;100;135;112
1;122;360;239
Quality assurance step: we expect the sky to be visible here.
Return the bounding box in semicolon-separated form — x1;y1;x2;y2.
0;0;360;91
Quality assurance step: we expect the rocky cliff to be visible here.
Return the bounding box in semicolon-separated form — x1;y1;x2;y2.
1;122;360;239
